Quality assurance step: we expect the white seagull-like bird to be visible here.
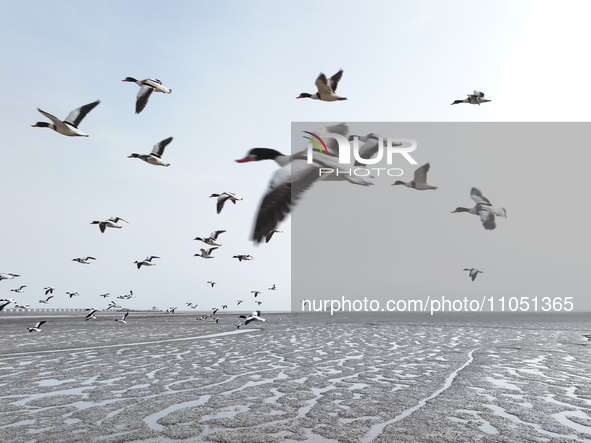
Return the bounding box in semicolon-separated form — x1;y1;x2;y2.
0;273;20;281
122;77;172;114
28;321;46;333
31;100;100;136
296;70;347;101
392;163;438;190
85;309;98;321
39;296;54;304
452;188;506;230
128;137;173;166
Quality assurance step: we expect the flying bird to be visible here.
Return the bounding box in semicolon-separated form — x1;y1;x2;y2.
66;291;79;298
72;256;96;264
452;188;506;230
10;285;26;293
134;256;160;269
296;70;347;101
236;124;372;243
128;137;173;166
194;230;226;246
85;309;98;321
0;273;20;281
99;293;110;298
28;321;46;333
392;163;438;190
239;310;266;325
194;248;218;259
209;192;243;214
265;228;283;243
115;312;129;323
464;268;483;281
251;290;261;297
207;281;216;288
91;217;128;233
0;301;11;312
122;77;172;114
31;100;100;136
44;287;54;295
233;254;254;262
39;296;54;304
268;284;277;291
451;90;491;106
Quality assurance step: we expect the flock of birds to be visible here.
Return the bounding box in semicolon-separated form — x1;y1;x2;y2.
4;69;499;331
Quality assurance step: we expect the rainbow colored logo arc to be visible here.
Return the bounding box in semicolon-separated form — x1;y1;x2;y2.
302;131;328;154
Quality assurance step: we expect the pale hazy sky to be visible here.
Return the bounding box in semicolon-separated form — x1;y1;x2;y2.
1;1;589;313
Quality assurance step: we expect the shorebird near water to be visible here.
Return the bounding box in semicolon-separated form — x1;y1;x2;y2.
115;312;129;323
28;321;46;333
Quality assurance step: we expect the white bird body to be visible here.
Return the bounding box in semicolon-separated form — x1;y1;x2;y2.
236;124;373;243
28;321;46;333
122;77;172;114
134;256;160;269
128;137;173;166
115;312;129;323
451;90;491;106
11;285;26;293
194;247;218;259
0;273;20;281
392;163;438;190
72;256;96;264
39;296;54;304
297;70;347;101
239;310;266;325
194;230;226;246
91;216;128;233
209;193;243;214
452;188;506;230
31;100;100;136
